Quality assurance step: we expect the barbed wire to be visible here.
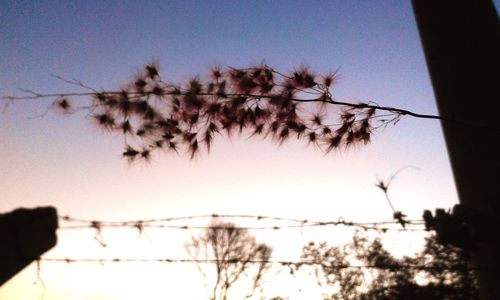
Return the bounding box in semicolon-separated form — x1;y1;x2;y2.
57;213;427;232
7;257;486;271
59;223;427;232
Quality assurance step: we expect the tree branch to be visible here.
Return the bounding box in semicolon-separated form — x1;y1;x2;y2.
4;63;496;162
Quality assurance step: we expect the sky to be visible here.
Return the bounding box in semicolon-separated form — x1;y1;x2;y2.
0;1;484;299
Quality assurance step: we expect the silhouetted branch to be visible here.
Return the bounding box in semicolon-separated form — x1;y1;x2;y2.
1;90;443;120
4;62;475;162
375;167;419;228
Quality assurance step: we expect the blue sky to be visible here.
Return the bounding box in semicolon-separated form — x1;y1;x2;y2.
0;1;477;299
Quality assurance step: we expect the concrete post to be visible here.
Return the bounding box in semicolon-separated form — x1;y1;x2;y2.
412;0;500;298
0;206;58;286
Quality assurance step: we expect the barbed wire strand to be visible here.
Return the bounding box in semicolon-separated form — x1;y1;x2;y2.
58;223;427;232
59;213;424;225
4;257;488;271
57;214;426;232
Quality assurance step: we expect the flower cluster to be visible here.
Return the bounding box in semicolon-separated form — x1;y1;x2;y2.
56;62;386;161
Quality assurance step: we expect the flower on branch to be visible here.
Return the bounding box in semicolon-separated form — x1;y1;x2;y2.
9;62;408;162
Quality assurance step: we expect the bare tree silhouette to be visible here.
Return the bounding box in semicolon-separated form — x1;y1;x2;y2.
185;219;273;300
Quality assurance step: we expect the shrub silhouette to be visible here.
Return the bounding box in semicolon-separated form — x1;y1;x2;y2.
300;233;479;300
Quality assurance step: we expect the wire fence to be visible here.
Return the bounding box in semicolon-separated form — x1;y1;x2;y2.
6;213;439;271
3;211;482;300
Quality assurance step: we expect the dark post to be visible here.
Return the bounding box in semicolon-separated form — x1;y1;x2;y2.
0;206;58;286
412;0;500;299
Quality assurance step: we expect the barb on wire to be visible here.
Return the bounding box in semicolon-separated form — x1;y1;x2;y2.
90;221;107;248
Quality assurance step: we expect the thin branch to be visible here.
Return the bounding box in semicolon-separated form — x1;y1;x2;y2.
2;90;440;120
375;166;419;228
5;64;497;162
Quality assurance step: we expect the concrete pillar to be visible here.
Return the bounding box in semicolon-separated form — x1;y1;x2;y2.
412;0;500;298
0;206;58;286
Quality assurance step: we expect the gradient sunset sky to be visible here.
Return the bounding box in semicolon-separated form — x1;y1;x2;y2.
2;1;490;299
